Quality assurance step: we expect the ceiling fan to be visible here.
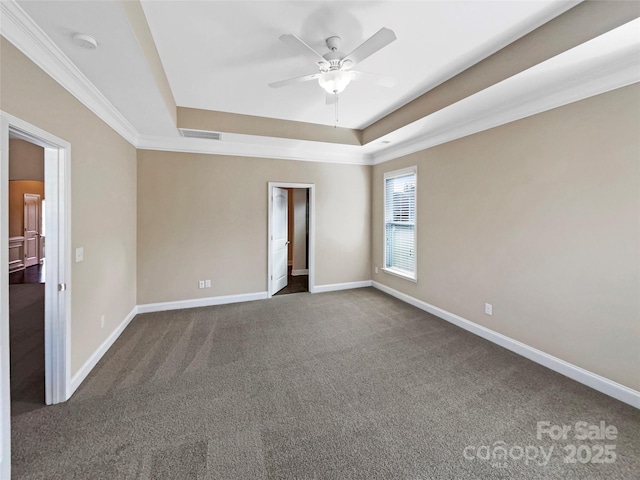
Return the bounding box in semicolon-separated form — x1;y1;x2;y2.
269;27;397;104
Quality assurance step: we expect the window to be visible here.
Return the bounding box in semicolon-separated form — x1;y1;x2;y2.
384;166;417;281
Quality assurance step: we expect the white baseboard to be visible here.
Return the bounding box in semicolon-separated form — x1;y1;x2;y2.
137;291;268;314
68;291;268;397
291;269;309;276
69;305;138;396
313;280;372;293
372;281;640;409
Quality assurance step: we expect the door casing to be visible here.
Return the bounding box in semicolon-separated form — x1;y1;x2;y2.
1;110;72;480
267;182;315;298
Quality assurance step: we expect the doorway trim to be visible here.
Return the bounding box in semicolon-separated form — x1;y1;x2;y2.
0;111;71;418
267;182;315;298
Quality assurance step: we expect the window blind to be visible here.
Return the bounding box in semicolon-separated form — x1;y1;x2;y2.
384;169;416;278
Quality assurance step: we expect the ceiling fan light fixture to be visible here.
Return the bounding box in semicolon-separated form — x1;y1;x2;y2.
318;70;354;94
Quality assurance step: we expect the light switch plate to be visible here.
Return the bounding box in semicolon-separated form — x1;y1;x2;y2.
75;247;84;263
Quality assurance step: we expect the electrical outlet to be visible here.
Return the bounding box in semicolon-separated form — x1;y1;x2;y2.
485;303;493;316
205;279;211;288
198;280;205;289
100;315;105;328
374;266;379;274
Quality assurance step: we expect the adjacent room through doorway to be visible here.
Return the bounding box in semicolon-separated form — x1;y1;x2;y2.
269;184;312;297
7;136;46;415
274;188;309;296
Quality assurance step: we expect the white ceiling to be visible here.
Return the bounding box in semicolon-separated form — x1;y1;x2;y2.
141;0;570;129
17;0;176;137
6;1;638;164
17;0;573;132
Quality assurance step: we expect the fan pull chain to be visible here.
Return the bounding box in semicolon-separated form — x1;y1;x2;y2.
334;94;339;127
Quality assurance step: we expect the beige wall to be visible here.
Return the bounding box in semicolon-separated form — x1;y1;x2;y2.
372;84;640;391
178;107;362;146
362;1;640;144
1;38;138;375
137;151;371;304
9;139;44;181
2;27;637;400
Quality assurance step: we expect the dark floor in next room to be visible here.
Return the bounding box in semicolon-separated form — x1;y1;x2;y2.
9;281;45;417
273;266;308;296
9;263;46;285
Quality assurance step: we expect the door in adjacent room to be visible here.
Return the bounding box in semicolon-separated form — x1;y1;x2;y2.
23;193;40;268
271;187;289;295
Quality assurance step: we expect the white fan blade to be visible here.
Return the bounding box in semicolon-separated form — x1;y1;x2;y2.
325;93;337;105
269;73;321;88
342;27;396;67
352;71;397;88
280;34;329;68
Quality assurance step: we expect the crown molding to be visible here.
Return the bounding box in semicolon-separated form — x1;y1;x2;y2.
137;134;372;165
360;1;581;132
0;0;369;163
2;0;638;169
372;23;640;165
0;0;139;146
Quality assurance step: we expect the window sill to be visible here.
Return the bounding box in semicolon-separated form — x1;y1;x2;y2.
382;267;417;283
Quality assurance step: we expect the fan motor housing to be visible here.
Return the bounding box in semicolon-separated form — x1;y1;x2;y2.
326;36;341;50
323;36;348;68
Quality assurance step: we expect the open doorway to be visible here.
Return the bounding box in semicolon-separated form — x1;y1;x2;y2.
1;113;71;424
8;136;46;414
274;188;310;296
267;182;315;297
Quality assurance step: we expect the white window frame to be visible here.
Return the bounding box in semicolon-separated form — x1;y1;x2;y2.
383;166;417;282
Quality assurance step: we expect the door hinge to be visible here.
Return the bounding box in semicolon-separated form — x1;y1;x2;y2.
271;275;273;280
58;283;66;292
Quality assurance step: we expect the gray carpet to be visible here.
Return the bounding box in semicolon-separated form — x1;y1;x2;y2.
10;288;640;479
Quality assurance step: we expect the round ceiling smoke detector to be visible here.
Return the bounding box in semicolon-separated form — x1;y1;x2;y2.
72;33;98;50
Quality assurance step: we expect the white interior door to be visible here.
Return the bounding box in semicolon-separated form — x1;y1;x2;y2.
271;187;289;294
23;193;40;268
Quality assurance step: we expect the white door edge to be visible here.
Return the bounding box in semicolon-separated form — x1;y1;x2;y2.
267;182;315;298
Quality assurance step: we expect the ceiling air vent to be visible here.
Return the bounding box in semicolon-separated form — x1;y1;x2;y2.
179;128;222;141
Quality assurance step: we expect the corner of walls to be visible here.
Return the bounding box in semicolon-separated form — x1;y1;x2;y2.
313;281;372;293
136;291;268;314
70;280;378;394
369;85;640;407
1;37;140;395
69;305;138;396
